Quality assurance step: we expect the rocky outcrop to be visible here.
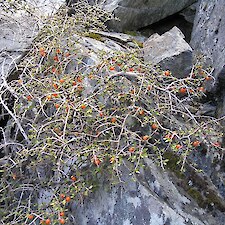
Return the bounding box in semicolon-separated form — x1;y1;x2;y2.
68;0;197;32
191;0;225;81
179;2;198;24
0;0;64;82
143;27;193;78
71;158;223;225
1;1;225;225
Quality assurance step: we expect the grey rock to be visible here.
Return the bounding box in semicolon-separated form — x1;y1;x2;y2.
0;0;64;82
71;159;219;225
67;0;197;32
179;2;198;24
191;0;225;81
103;0;197;31
143;26;193;78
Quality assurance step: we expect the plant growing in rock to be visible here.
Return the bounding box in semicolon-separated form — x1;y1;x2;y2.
0;0;224;224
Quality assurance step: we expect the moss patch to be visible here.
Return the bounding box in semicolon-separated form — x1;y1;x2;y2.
163;151;185;179
86;32;103;41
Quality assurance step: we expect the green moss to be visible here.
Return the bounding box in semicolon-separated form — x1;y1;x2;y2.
163;151;185;179
86;32;103;41
187;188;205;207
124;30;138;36
132;40;143;48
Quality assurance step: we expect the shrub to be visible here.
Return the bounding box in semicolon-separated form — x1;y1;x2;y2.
0;0;224;224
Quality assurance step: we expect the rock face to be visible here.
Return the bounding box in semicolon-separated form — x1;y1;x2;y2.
0;0;64;82
179;2;198;24
143;26;193;78
68;0;197;31
1;1;225;225
72;159;221;225
191;0;225;80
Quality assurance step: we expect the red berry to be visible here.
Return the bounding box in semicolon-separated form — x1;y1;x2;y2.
179;87;187;94
59;211;65;217
71;176;77;181
65;196;71;202
27;214;34;220
59;218;65;224
142;135;149;141
111;117;116;123
45;219;51;225
151;123;158;130
193;140;200;147
164;70;170;76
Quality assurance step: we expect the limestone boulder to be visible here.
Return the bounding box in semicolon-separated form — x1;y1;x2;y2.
191;0;225;81
71;159;223;225
143;26;193;78
0;0;64;83
67;0;197;32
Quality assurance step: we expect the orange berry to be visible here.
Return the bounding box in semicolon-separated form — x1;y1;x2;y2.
46;95;52;100
99;112;104;117
192;140;200;147
53;55;59;62
40;51;46;57
151;123;158;130
129;147;135;153
164;70;170;76
109;66;115;71
77;76;82;82
59;211;65;217
66;105;70;112
52;93;58;98
12;173;17;180
111;117;116;123
65;52;70;57
147;85;152;91
77;85;83;91
198;87;205;92
179;87;187;94
142;135;149;141
18;79;23;84
139;110;145;116
71;175;77;181
59;218;66;224
55;103;60;109
129;68;134;72
94;158;101;166
81;104;86;109
175;144;182;150
60;194;65;199
45;219;51;225
165;134;171;139
27;95;32;101
52;67;57;73
72;81;77;86
53;83;58;89
65;196;71;202
199;69;204;75
39;48;46;57
205;76;212;81
27;214;34;220
56;49;61;54
59;79;65;83
130;89;135;94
